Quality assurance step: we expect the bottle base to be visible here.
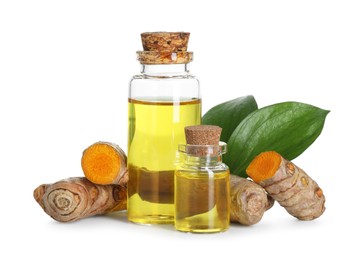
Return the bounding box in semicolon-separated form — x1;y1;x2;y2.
175;224;228;233
128;214;174;225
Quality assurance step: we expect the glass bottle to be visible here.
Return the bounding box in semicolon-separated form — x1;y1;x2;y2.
127;32;201;224
175;126;230;233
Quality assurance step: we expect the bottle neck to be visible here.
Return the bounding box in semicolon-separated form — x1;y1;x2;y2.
178;143;227;169
182;154;224;169
141;64;189;77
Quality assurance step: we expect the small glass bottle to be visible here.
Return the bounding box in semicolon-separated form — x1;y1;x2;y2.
175;125;230;233
127;32;201;224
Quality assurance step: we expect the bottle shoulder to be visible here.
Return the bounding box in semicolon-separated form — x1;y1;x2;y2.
131;74;198;80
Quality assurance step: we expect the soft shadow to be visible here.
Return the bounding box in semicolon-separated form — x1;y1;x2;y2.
104;211;176;232
105;210;129;223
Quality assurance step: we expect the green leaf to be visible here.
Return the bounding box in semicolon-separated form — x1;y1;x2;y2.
202;96;258;142
225;102;330;177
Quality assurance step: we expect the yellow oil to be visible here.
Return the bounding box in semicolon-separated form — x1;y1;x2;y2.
175;170;230;233
127;98;201;224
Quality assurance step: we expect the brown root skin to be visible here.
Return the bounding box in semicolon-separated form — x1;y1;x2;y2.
34;177;127;222
81;142;128;185
230;175;274;225
246;151;326;220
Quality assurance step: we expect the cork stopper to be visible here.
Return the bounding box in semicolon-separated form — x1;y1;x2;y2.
137;32;193;64
141;32;190;52
184;125;222;156
185;125;222;145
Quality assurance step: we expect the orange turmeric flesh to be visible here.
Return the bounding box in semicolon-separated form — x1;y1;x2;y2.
81;142;128;185
246;151;282;183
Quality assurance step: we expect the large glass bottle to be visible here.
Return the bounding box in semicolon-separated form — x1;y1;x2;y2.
127;32;201;224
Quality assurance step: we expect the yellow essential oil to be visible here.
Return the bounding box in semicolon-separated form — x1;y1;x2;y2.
127;98;201;224
175;169;230;233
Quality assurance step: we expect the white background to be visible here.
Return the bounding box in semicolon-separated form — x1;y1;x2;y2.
1;0;360;259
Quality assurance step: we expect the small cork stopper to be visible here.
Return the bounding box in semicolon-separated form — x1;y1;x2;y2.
137;32;193;64
141;32;190;52
185;125;222;156
185;125;222;145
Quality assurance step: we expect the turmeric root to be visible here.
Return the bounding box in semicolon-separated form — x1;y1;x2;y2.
230;175;274;225
246;151;326;220
34;177;127;222
81;142;128;185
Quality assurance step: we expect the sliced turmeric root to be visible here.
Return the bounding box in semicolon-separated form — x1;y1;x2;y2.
81;142;128;185
246;151;325;220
